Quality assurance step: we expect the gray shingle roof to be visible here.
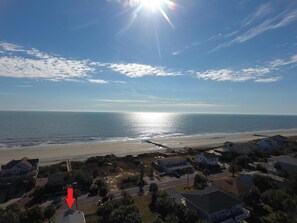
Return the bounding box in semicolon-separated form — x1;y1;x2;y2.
182;190;242;215
55;210;86;223
1;157;39;170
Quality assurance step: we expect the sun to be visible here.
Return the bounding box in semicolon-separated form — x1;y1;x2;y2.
138;0;176;28
140;0;162;12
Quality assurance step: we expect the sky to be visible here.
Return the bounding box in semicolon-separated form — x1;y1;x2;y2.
0;0;297;114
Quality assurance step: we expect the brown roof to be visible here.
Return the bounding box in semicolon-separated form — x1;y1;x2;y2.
212;178;251;197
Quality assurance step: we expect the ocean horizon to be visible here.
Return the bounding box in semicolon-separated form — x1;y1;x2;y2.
1;111;297;149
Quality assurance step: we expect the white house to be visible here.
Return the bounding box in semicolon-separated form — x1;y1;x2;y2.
157;156;193;174
196;152;219;166
0;157;39;176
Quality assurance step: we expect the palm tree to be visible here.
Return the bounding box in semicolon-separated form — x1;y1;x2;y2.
44;205;55;223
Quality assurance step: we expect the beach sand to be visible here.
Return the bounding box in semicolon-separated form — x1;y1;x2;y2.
0;129;296;165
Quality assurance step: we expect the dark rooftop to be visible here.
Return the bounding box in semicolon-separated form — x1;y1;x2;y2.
1;157;39;170
270;155;297;166
202;152;219;159
182;190;242;215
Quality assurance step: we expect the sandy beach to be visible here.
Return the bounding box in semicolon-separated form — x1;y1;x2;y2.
0;129;297;165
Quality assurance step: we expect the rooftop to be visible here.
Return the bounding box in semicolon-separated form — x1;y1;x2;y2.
55;209;86;223
1;157;39;170
200;152;219;159
212;178;251;197
182;190;242;215
269;155;297;166
239;171;285;182
158;156;186;162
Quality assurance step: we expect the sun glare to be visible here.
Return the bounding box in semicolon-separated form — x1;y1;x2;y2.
138;0;176;28
141;0;162;11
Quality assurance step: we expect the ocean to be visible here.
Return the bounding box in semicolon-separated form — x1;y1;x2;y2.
1;111;297;149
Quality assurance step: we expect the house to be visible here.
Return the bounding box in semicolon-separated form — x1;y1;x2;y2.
258;139;278;150
212;178;251;199
239;171;285;187
196;152;219;166
214;147;230;154
224;141;234;148
55;209;86;223
248;162;277;175
157;156;193;174
271;135;289;145
258;135;289;150
268;155;297;171
0;157;39;177
181;189;250;223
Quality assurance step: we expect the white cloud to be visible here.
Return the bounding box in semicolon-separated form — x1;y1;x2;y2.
0;42;25;52
0;42;97;80
197;69;254;82
108;63;181;78
96;99;148;103
255;77;282;83
112;80;127;84
196;60;289;83
88;79;108;84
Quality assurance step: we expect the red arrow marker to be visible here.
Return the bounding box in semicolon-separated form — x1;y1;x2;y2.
65;187;75;209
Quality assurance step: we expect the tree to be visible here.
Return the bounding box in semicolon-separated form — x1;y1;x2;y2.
235;155;251;168
256;164;267;173
112;161;117;172
99;185;108;197
149;184;158;211
244;188;261;209
229;163;239;177
89;184;99;196
43;205;55;223
25;205;44;223
149;183;158;194
194;174;207;189
74;190;80;210
0;207;20;223
97;192;141;223
155;192;175;220
253;175;277;193
140;164;144;182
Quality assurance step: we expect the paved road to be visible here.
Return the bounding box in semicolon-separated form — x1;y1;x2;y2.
56;172;197;213
54;169;231;214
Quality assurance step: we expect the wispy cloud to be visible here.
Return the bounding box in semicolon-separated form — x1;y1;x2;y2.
108;63;182;78
17;85;33;88
96;99;148;103
88;79;108;84
210;4;297;52
111;80;127;84
0;92;15;95
255;77;281;83
197;54;297;83
241;3;272;26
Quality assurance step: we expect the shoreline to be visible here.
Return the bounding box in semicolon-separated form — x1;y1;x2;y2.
0;128;297;165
